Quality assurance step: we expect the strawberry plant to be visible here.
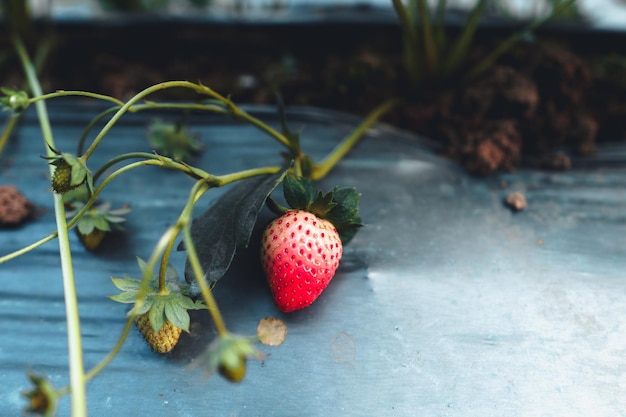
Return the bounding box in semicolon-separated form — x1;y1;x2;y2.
0;14;395;416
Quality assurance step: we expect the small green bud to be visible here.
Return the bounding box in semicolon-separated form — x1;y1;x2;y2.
216;336;260;383
44;150;92;194
0;88;29;113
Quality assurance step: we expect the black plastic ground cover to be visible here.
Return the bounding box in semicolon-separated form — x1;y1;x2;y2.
1;101;625;416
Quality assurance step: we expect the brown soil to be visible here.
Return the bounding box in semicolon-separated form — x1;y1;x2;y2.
0;185;34;227
1;23;625;175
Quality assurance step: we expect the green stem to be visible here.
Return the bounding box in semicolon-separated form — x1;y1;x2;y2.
0;231;58;264
76;101;228;156
1;161;279;266
81;81;291;162
133;227;179;316
140;100;230;114
83;317;134;382
76;106;120;155
212;165;283;186
158;237;177;295
312;98;398;180
13;35;87;417
93;152;209;182
180;184;228;336
0;113;21;159
183;226;228;336
29;90;125;107
2;159;185;266
0;158;198;266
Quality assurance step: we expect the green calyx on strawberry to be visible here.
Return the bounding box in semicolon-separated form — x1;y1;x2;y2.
109;257;206;353
22;372;58;417
43;147;93;194
261;175;362;313
67;200;131;251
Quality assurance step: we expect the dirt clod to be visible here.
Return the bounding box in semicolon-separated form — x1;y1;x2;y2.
0;185;34;227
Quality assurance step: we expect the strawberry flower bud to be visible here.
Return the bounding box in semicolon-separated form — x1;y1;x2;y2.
43;148;93;194
0;88;29;113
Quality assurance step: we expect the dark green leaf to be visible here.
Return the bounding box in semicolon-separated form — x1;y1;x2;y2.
181;168;289;293
283;175;317;210
327;187;360;224
337;220;363;245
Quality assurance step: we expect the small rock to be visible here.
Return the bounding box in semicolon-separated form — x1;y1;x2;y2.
505;192;527;212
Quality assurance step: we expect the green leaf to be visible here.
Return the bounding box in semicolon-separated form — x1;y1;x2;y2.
77;218;95;235
105;214;128;224
62;153;89;188
108;291;139;304
129;299;152;317
181;168;289;292
136;257;149;275
164;302;191;332
177;296;206;311
110;276;142;292
149;298;166;333
92;215;111;231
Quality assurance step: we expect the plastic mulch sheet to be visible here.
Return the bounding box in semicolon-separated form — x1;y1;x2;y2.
1;101;625;416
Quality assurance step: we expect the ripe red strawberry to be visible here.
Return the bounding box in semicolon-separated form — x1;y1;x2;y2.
261;210;343;312
260;175;361;313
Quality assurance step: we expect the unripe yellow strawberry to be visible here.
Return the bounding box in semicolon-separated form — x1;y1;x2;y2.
76;228;106;251
110;258;206;355
218;354;247;383
135;313;182;354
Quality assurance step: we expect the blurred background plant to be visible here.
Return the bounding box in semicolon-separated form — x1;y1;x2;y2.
98;0;212;12
391;0;579;93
